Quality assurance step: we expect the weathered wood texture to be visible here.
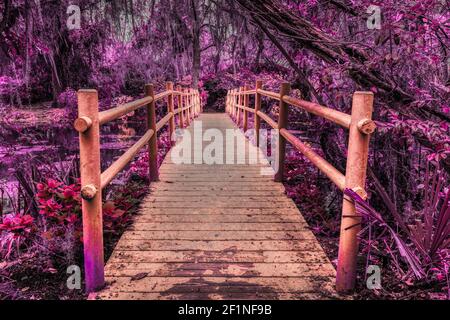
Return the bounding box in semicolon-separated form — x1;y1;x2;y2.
91;114;339;300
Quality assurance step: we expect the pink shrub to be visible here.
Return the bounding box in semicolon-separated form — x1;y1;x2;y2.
0;213;35;259
37;179;82;225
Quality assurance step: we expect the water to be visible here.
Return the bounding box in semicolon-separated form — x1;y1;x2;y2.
0;117;148;214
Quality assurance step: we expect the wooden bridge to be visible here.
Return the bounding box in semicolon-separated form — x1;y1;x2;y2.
74;81;375;299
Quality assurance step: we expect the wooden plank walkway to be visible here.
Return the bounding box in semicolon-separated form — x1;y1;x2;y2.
91;113;339;300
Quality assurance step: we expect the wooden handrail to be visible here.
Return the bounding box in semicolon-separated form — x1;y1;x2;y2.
232;103;256;113
282;95;352;129
154;90;172;102
75;82;200;293
100;129;154;189
242;106;255;113
279;128;345;190
156;112;174;132
256;110;278;129
226;80;375;293
97;96;153;126
274;83;290;182
166;82;175;143
231;89;256;95
243;85;249;132
257;88;281;101
176;85;184;129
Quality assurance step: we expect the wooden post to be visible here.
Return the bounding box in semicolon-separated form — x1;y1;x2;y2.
145;84;159;182
197;90;203;115
183;88;187;126
274;82;291;182
177;85;184;128
194;90;198;116
235;89;238;121
198;90;202;113
237;87;242;126
229;90;232;115
336;91;374;292
227;90;231;114
196;90;199;116
255;80;262;147
186;89;191;122
184;89;189;126
230;90;234;119
225;90;229;114
77;89;104;293
166;82;175;142
191;89;195;119
243;85;249;132
231;90;235;119
233;88;239;122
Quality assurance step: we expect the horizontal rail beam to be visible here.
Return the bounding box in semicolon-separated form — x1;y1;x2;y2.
156;112;174;132
282;96;351;129
100;129;154;189
280;128;345;190
154;90;172;102
256;110;278;129
98;96;153;125
257;89;280;101
233;104;255;113
234;89;256;96
242;106;255;113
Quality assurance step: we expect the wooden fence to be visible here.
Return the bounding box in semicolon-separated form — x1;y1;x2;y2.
226;81;376;292
74;82;201;292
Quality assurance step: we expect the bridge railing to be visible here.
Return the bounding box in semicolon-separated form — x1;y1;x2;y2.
226;81;376;293
74;82;201;292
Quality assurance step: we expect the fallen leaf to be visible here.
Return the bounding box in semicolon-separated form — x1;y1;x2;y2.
131;272;148;281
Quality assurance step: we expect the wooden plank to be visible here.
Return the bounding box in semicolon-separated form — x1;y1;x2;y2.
145;196;292;202
133;214;306;223
158;178;274;182
108;250;330;264
148;191;287;196
148;185;284;192
135;209;302;216
158;166;269;171
150;182;285;189
97;276;337;295
104;262;335;278
114;239;323;251
140;202;298;209
158;171;271;176
129;222;308;231
93;292;335;300
121;230;316;241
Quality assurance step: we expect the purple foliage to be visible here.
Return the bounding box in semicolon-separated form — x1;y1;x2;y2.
57;89;77;121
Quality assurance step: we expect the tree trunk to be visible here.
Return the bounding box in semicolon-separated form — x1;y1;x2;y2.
191;0;201;88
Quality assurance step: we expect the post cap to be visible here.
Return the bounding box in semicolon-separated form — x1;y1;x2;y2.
352;186;368;200
81;184;98;200
78;89;98;93
354;91;374;96
74;116;93;133
357;118;377;134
